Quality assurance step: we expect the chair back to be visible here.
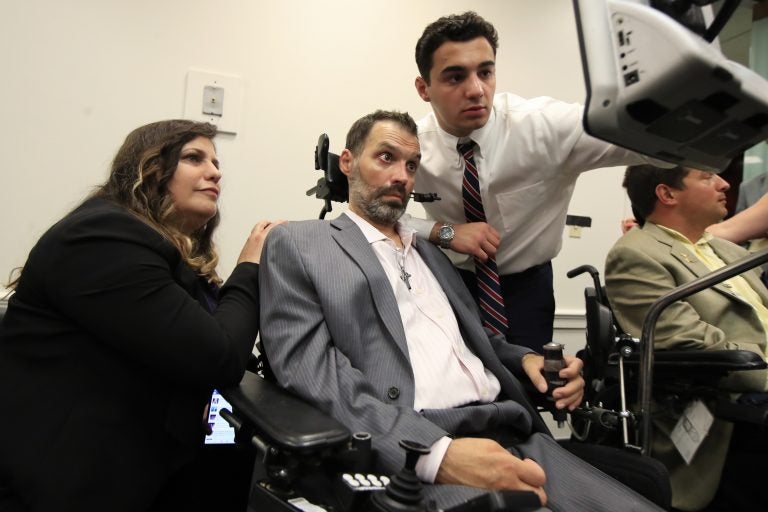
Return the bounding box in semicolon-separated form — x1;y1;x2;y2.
583;286;617;382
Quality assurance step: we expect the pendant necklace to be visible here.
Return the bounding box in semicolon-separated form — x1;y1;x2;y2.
392;246;412;290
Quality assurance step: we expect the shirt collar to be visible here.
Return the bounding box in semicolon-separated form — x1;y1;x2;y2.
433;99;497;160
653;222;713;246
344;210;418;248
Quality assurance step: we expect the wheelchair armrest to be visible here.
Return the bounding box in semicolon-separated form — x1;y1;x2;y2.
444;490;542;512
220;371;350;453
653;349;767;370
611;349;767;371
715;398;768;425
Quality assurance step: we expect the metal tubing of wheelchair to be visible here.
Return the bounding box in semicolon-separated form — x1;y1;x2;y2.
638;247;768;455
618;356;630;447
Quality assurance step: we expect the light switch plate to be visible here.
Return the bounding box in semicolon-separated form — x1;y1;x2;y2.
202;85;224;116
184;70;243;135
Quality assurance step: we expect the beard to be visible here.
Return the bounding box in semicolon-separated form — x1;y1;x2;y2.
348;170;410;226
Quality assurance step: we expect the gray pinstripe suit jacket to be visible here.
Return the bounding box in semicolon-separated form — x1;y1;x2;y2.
258;214;666;512
259;214;548;473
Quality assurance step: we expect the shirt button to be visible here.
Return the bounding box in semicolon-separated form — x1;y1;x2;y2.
387;387;400;400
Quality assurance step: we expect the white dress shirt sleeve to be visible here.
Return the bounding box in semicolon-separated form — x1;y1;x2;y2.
400;213;437;241
415;436;453;483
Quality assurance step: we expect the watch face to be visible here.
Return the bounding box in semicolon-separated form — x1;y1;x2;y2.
439;225;454;240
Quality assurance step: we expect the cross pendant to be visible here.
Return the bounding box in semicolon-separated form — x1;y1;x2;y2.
399;267;412;290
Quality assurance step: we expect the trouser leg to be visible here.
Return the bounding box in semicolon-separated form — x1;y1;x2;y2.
514;433;665;512
459;262;555;352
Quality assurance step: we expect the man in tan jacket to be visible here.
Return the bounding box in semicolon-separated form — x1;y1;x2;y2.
605;164;768;511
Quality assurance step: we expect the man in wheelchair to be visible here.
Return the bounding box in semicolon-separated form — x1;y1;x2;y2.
258;110;663;511
605;163;768;511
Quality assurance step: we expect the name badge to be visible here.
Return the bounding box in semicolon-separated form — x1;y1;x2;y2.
670;399;714;464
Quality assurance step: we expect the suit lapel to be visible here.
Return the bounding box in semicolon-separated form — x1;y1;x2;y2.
647;223;763;305
327;216;544;429
668;239;712;279
414;242;494;356
416;243;544;426
416;244;503;364
330;214;410;359
710;238;768;306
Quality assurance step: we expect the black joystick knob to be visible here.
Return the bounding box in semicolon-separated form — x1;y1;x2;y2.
543;341;567;428
370;440;432;512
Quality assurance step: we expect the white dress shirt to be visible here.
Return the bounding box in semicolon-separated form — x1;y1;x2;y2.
405;93;652;275
345;210;501;482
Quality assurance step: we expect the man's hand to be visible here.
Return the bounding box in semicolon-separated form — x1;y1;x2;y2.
436;438;547;506
620;217;639;234
522;353;584;411
431;222;500;261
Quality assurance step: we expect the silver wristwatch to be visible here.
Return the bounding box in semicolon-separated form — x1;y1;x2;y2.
437;223;455;249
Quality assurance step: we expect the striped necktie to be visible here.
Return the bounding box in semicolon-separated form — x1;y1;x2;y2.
458;141;508;336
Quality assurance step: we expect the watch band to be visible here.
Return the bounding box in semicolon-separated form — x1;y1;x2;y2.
438;223;454;249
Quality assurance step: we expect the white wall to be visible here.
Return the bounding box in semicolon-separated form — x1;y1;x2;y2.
0;0;630;341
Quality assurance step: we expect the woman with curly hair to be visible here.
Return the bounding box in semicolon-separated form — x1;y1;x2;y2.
0;119;279;511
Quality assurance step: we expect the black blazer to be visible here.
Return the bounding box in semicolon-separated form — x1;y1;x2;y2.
0;198;260;511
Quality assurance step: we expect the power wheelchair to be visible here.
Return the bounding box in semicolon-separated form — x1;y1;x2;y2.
213;135;677;512
218;131;766;512
220;363;544;512
566;257;768;455
565;254;768;512
221;345;680;511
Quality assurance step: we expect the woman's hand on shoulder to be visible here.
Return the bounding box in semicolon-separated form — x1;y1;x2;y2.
238;220;286;264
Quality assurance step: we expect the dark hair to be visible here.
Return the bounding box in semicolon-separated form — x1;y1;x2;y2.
623;164;690;220
415;11;498;84
345;110;418;157
93;119;222;284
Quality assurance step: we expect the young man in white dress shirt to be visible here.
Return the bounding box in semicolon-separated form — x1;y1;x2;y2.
404;11;657;351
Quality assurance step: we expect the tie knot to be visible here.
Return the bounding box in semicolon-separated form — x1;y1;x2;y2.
457;141;475;158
